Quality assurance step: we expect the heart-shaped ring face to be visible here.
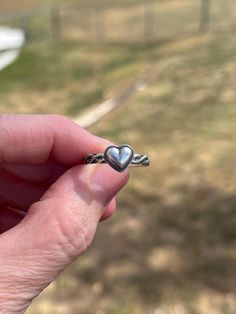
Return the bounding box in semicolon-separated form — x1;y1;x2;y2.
104;145;134;172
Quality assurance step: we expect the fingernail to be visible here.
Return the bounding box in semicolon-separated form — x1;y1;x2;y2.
90;164;129;206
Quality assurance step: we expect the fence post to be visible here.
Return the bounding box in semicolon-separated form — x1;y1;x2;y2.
144;0;154;42
199;0;211;32
93;6;105;42
50;4;61;40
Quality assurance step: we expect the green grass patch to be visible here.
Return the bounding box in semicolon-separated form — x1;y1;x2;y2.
0;41;148;115
67;87;104;115
0;46;63;93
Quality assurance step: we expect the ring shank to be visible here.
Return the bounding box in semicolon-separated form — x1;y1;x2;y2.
85;153;150;167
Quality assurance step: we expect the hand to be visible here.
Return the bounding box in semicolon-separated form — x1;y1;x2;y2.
0;114;129;313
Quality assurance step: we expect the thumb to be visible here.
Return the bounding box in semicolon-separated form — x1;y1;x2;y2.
0;164;128;312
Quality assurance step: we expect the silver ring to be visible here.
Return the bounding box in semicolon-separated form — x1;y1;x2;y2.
84;144;150;173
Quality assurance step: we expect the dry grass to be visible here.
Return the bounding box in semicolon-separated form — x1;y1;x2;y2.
0;0;49;14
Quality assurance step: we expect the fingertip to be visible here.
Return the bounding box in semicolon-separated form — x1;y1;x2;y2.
90;165;129;205
93;135;114;147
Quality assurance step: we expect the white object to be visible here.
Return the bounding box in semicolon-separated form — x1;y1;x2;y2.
0;27;25;50
0;26;25;71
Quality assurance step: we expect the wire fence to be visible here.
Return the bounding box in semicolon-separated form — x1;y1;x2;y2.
0;0;236;44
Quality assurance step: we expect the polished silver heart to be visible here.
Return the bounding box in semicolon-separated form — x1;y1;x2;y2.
104;145;134;172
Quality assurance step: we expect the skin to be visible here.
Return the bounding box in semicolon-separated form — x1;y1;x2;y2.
0;114;129;313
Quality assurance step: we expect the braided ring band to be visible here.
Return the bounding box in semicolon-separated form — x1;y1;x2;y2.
84;144;150;173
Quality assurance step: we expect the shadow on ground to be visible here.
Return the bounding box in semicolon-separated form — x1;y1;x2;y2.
52;182;236;313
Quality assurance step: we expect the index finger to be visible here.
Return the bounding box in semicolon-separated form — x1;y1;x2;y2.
0;114;108;165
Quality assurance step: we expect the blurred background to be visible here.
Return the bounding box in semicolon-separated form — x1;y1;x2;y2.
1;0;236;313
